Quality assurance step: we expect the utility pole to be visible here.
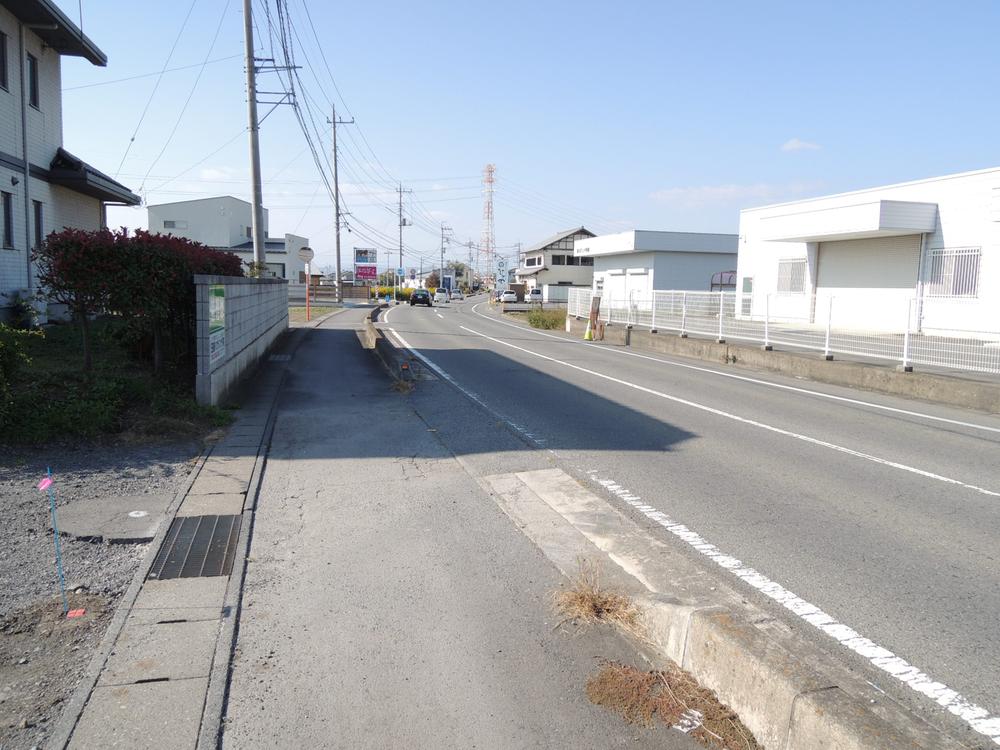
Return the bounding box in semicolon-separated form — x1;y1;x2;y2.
329;104;354;302
241;0;265;268
396;185;411;303
440;223;452;292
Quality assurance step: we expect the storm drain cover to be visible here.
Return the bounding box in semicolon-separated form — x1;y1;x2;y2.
148;514;242;580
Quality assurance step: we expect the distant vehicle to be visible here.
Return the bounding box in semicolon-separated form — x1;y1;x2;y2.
433;289;450;304
410;289;432;307
500;289;518;303
527;288;542;302
450;289;465;301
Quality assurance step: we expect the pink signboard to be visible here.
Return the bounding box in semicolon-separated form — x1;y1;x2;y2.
355;264;377;281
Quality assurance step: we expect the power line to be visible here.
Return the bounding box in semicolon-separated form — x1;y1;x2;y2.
63;54;242;91
114;0;200;178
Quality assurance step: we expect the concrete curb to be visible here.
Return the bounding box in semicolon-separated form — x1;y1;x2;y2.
48;448;212;750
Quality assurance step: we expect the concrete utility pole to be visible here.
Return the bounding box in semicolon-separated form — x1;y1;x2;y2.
396;186;411;302
242;0;266;268
330;104;353;302
440;223;451;291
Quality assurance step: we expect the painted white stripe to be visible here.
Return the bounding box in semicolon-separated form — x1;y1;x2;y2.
458;324;1000;498
470;303;1000;436
583;469;1000;745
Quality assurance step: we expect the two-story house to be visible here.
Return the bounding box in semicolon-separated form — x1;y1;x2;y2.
147;196;309;281
0;0;140;319
514;227;596;300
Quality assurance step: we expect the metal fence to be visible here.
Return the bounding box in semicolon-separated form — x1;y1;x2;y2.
566;288;1000;375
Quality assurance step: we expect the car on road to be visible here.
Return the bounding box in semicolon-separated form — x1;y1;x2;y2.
450;289;465;301
410;289;432;307
499;289;518;303
433;289;450;304
527;288;542;303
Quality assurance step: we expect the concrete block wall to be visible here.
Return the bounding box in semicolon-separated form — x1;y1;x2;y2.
194;276;288;405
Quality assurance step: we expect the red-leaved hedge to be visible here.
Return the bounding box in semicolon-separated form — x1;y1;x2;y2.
34;228;244;372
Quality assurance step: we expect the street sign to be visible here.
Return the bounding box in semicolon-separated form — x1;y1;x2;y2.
409;267;416;280
298;246;314;263
396;267;404;277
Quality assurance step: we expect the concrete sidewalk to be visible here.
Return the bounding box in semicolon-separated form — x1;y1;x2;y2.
221;311;695;748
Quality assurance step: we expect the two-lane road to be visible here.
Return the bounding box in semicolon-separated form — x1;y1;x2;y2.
383;295;1000;746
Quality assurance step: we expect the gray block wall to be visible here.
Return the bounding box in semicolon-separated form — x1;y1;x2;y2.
194;276;288;405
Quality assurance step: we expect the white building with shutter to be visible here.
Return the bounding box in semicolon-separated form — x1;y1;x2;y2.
736;167;1000;334
574;230;737;301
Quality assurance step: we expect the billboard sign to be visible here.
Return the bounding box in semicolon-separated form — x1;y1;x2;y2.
355;264;377;281
354;247;377;264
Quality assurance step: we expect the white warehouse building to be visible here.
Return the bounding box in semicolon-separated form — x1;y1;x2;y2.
147;196;308;281
574;230;738;301
737;167;1000;334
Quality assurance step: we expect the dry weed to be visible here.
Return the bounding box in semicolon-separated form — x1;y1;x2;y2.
391;379;414;394
552;559;639;632
586;661;760;750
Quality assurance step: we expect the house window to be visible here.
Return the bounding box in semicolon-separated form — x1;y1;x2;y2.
246;226;252;238
27;53;38;108
164;220;176;229
525;256;540;267
777;259;806;293
565;255;580;266
928;247;981;297
551;254;565;265
1;191;12;248
0;32;8;91
580;257;593;266
32;200;42;249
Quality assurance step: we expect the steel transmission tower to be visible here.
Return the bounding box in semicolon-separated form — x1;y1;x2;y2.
481;164;496;288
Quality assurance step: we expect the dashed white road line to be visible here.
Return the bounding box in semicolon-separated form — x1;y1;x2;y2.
458;323;1000;498
584;468;1000;746
470;303;1000;436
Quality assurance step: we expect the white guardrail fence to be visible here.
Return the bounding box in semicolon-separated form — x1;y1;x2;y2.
567;288;1000;375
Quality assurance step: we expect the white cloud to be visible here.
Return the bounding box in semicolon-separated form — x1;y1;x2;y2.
780;137;821;152
649;181;823;209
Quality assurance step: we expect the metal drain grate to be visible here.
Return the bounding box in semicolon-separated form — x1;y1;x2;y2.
147;515;242;580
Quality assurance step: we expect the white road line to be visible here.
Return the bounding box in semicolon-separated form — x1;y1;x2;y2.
470;303;1000;436
458;323;1000;498
387;316;1000;744
584;469;1000;746
436;313;444;319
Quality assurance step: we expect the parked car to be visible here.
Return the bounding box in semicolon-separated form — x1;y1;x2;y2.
527;288;542;303
500;289;518;303
450;289;465;301
433;289;450;304
410;289;432;307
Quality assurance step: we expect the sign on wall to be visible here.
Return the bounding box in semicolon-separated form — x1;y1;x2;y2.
208;284;226;365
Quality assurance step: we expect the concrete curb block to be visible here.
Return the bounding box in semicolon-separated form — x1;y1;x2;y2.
48;448;212;750
632;594;971;750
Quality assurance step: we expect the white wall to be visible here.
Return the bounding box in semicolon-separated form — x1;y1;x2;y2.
737;167;1000;333
653;251;737;291
594;250;737;300
147;197;270;248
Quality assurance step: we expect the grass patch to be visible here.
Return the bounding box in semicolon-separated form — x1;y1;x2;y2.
553;559;639;633
586;661;761;749
1;320;232;446
526;308;566;330
288;305;340;323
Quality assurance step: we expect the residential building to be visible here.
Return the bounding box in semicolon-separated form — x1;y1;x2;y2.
147;196;308;281
574;230;738;301
736;166;1000;333
514;227;596;297
0;0;140;317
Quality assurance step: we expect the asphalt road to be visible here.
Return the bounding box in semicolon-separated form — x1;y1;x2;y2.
223;310;697;749
382;294;1000;745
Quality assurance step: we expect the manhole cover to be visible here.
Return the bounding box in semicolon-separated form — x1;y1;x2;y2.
148;515;242;580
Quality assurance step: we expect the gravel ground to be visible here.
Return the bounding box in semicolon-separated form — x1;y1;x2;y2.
0;440;201;749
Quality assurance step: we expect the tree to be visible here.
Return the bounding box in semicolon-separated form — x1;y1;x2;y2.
425;271;440;289
34;228;120;371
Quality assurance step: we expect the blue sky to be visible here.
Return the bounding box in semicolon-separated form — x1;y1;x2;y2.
60;0;1000;271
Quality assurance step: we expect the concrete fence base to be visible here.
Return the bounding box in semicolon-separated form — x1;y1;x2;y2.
195;275;288;406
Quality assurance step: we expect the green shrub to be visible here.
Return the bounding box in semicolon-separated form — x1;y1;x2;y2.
526;308;566;330
0;325;40;424
370;287;412;302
